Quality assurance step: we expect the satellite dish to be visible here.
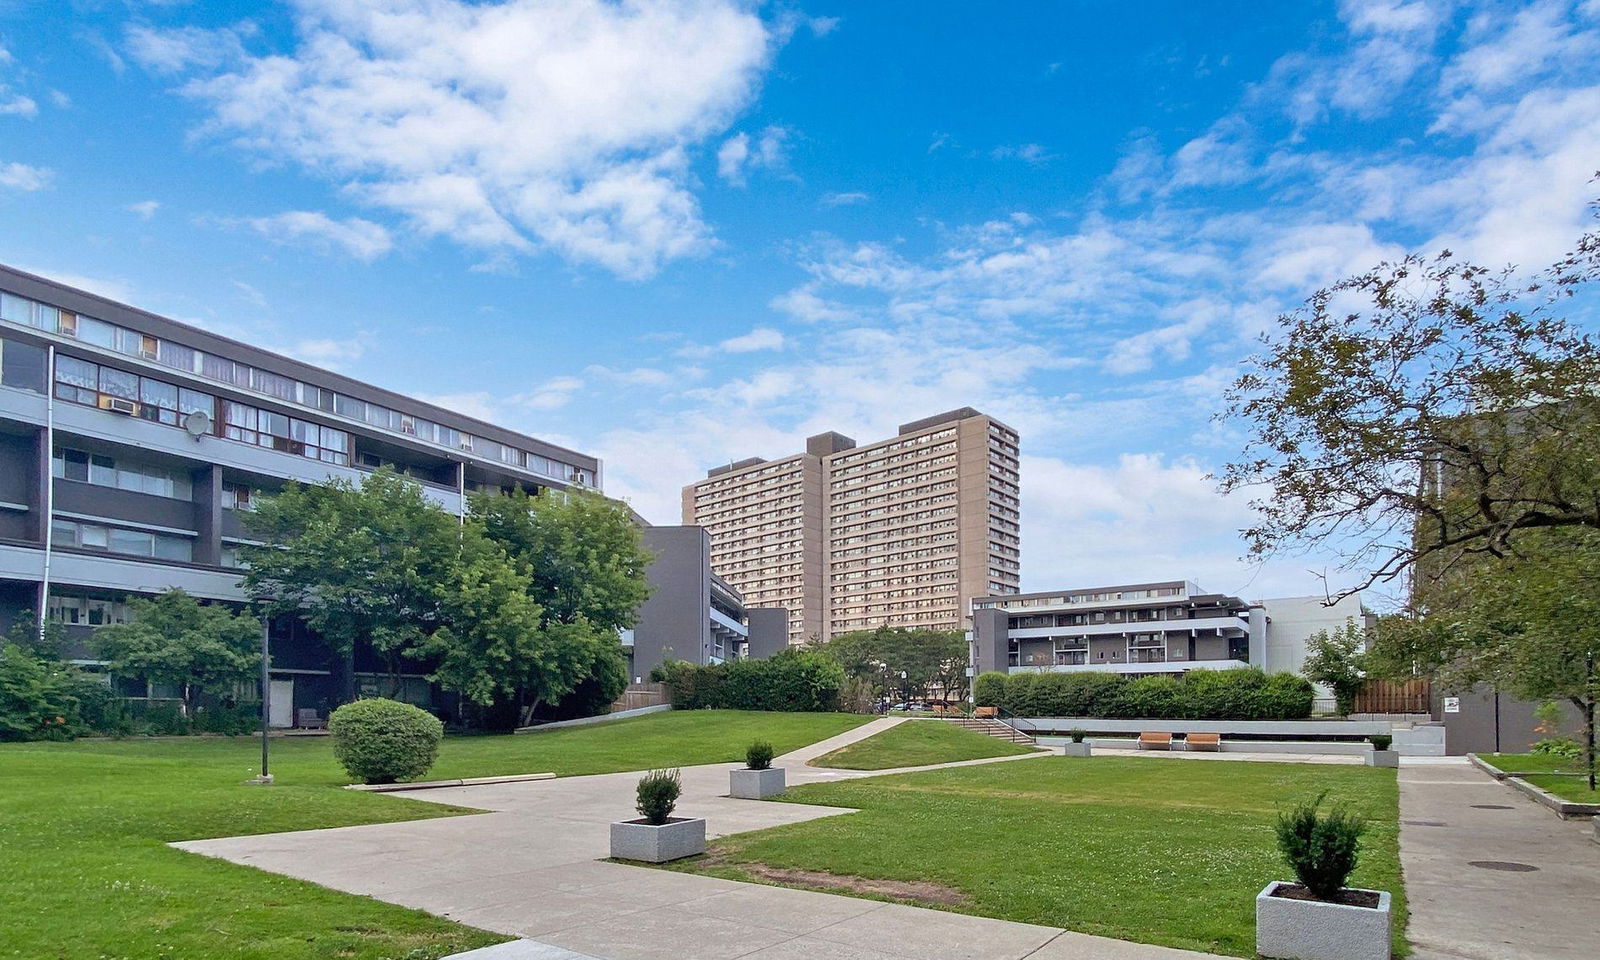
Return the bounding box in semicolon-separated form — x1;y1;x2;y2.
183;409;212;440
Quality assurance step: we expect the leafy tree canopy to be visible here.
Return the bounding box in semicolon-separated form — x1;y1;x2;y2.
471;486;651;632
816;625;969;702
93;589;260;710
1220;199;1600;598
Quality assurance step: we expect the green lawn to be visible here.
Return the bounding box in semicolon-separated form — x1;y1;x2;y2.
1479;752;1590;775
675;756;1406;958
0;709;869;960
1520;773;1600;802
810;719;1038;770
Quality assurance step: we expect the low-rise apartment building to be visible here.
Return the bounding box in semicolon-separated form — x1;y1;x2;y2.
970;580;1364;679
0;264;607;723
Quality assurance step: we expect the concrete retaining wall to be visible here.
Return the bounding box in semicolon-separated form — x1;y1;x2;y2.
515;703;670;733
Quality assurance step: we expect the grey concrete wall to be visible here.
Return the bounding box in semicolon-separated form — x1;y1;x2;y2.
746;607;788;660
1436;684;1583;755
972;608;1009;674
631;526;711;681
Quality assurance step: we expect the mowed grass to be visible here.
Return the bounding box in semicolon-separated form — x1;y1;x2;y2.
0;710;869;960
677;756;1406;958
1479;752;1590;775
1520;773;1600;802
810;719;1038;770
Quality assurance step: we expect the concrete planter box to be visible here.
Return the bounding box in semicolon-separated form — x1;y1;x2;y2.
609;817;706;863
1256;881;1391;960
1365;749;1399;768
1062;742;1092;757
730;766;786;799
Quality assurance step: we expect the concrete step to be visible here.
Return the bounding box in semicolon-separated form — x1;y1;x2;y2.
939;716;1037;745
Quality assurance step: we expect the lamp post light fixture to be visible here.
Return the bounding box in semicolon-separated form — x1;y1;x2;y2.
246;615;274;786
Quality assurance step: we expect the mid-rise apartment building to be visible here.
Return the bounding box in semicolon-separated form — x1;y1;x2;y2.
970;579;1365;679
0;264;601;723
683;408;1020;645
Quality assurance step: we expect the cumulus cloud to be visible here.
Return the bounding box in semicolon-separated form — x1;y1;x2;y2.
0;161;51;191
125;199;161;219
718;326;786;353
820;191;869;207
240;211;394;261
133;0;775;279
716;125;791;186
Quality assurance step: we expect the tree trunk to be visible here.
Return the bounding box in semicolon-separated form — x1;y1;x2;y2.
519;695;541;729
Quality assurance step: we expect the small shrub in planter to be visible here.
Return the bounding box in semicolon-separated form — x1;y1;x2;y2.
1276;793;1365;898
732;741;786;798
1063;728;1092;757
1259;793;1389;960
1366;733;1398;767
613;769;704;862
328;698;443;785
1068;729;1086;743
636;768;682;824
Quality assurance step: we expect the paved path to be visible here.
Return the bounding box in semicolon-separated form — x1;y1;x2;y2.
176;719;1220;960
1398;759;1599;960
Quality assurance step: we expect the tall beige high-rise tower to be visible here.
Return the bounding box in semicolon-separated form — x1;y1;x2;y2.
683;408;1020;645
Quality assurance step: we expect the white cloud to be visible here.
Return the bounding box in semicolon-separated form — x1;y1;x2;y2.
138;0;775;279
717;125;790;186
126;199;161;219
820;191;869;207
0;161;51;191
991;143;1052;164
718;327;786;353
289;337;366;367
242;211;394;261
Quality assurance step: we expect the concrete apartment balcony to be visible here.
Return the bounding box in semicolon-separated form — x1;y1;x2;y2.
1006;614;1249;640
1007;658;1251;675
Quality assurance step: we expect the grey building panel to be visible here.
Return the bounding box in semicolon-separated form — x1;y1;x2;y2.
972;608;1009;674
53;480;197;534
745;608;789;659
804;432;855;456
633;526;712;680
0;542;243;601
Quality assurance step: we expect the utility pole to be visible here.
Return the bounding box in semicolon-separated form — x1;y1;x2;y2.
1587;651;1596;794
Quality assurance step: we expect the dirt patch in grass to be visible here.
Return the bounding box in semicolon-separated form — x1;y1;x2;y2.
699;852;970;907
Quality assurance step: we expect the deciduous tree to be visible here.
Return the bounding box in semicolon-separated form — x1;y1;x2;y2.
93;589;260;715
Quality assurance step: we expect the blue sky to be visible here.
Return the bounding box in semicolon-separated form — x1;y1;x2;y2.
2;0;1598;602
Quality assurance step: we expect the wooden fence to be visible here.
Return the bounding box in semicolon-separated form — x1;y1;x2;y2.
1354;678;1433;715
611;682;671;712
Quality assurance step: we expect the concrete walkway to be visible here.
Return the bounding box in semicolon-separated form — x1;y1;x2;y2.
1399;759;1599;960
176;718;1220;960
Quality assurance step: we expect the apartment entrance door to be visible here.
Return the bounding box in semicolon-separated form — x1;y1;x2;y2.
268;679;295;728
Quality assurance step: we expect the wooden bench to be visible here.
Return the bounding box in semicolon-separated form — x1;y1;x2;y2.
974;706;998;718
1136;731;1172;750
1185;732;1221;752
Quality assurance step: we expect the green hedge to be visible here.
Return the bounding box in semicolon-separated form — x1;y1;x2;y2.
660;649;844;712
973;667;1313;720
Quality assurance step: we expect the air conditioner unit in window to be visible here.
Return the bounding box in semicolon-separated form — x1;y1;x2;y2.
99;396;138;416
140;350;158;361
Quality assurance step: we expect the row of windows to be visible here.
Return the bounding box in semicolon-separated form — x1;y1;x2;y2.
47;593;131;627
51;518;192;562
2;290;588;484
53;448;194;500
52;353;357;467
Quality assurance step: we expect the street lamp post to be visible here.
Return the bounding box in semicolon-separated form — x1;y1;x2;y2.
247;616;273;786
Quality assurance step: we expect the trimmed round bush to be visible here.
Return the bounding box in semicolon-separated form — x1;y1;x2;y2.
329;698;444;784
1369;734;1392;751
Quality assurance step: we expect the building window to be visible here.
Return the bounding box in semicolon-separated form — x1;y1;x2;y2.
53;448;193;500
51;518;193;562
0;336;47;393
